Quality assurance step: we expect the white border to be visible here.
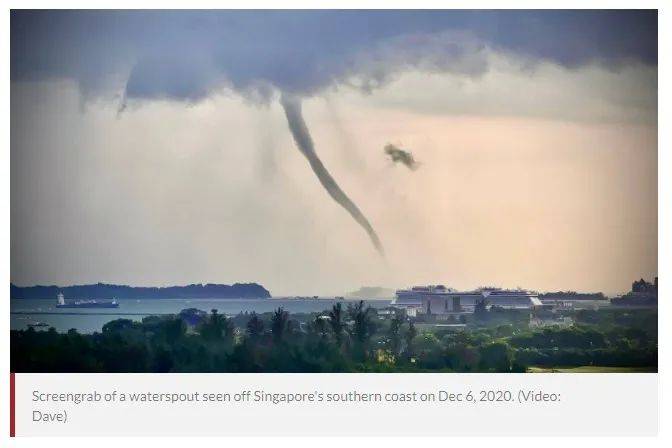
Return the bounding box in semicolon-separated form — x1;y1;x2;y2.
1;1;668;446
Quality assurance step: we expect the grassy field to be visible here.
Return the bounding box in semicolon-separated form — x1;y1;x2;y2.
528;366;657;373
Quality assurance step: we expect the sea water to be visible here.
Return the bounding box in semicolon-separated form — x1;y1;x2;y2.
10;298;392;333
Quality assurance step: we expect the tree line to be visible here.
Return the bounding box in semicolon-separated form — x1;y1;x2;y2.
11;302;657;373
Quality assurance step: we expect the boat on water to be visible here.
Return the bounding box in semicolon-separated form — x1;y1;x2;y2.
27;321;49;328
55;293;119;309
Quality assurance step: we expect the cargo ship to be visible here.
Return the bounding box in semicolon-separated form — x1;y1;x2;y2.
55;293;119;309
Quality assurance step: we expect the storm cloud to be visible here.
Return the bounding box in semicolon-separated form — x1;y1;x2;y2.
11;10;657;102
10;10;658;293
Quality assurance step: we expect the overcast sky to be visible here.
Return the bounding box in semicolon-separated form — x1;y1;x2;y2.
10;10;657;295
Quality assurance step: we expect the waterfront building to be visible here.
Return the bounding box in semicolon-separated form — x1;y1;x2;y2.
392;285;541;317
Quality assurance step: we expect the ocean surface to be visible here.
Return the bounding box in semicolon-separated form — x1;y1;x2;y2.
10;298;393;333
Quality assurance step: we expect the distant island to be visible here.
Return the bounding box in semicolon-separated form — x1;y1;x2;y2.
10;282;271;300
346;286;395;299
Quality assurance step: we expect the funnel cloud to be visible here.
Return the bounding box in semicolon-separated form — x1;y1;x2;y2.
385;144;419;170
280;94;385;256
9;11;657;294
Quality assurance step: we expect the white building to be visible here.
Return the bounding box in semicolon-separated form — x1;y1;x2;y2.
392;285;541;317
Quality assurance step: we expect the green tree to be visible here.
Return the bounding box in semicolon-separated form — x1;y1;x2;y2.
328;302;346;347
271;307;289;343
404;320;418;360
200;309;233;342
310;315;330;339
347;300;377;360
102;319;139;334
387;313;403;356
347;300;376;344
246;312;265;341
479;341;512;372
474;298;489;322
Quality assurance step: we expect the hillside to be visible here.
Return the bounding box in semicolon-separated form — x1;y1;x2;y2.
10;282;271;299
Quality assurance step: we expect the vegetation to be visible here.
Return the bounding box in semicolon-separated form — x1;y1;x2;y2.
10;282;271;300
10;303;657;373
527;366;657;373
538;291;606;300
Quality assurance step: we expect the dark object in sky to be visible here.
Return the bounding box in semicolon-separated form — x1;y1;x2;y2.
280;94;385;256
10;282;272;300
384;144;419;170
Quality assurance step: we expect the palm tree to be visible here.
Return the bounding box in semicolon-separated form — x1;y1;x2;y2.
246;312;265;341
404;320;418;360
347;300;376;344
388;312;403;355
474;298;489;322
271;307;289;343
328;302;345;347
310;315;329;339
201;309;233;342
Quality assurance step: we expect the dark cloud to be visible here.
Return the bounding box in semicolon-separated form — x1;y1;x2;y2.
10;10;656;257
385;144;419;171
11;10;657;102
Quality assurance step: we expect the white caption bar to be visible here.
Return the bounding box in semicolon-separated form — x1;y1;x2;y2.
15;373;657;436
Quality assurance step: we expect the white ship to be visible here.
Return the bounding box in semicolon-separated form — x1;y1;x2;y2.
55;293;119;309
